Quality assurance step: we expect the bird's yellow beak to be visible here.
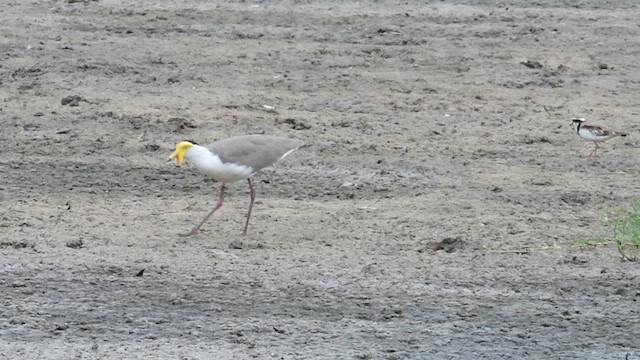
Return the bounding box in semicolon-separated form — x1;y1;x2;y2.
169;141;194;166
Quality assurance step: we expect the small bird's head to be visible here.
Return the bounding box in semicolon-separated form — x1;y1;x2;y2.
571;118;585;130
169;141;196;166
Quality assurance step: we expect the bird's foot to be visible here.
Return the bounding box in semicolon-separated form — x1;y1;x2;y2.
179;229;200;237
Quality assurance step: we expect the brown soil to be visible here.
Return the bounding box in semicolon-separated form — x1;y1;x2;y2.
2;1;640;358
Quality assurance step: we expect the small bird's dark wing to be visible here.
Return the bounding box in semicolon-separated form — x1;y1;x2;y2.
582;124;617;137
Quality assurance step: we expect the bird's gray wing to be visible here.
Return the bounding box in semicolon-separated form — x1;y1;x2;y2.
208;135;304;172
583;125;616;137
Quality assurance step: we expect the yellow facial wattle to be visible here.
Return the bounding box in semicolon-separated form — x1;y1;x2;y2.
169;141;194;166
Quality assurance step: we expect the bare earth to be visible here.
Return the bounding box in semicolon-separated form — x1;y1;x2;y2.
2;1;640;359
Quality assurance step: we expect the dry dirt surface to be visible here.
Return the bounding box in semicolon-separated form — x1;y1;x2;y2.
2;1;640;359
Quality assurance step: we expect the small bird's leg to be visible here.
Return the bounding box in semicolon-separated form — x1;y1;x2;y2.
588;142;600;158
581;142;598;158
180;183;226;237
242;178;257;236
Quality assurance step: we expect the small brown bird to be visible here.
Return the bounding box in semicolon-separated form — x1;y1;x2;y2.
571;118;628;158
170;135;304;236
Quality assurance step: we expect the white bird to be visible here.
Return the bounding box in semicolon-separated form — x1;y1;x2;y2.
571;118;628;158
170;135;304;236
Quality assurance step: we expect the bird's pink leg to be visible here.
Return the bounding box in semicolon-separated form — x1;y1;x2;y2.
585;142;600;158
180;183;226;237
581;142;599;158
242;178;256;236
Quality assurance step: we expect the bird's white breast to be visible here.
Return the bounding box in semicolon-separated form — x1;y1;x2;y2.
185;145;254;183
579;128;610;142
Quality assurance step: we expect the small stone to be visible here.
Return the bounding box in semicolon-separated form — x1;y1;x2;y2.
228;240;244;249
61;95;83;106
66;239;83;249
521;60;543;69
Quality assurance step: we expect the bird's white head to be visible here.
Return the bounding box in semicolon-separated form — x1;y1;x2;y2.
169;141;196;166
571;118;585;132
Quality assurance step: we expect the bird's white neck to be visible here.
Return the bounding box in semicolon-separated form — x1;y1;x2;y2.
572;121;582;134
185;145;223;174
184;145;254;183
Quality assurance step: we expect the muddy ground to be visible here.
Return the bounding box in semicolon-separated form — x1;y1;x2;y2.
1;1;640;359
